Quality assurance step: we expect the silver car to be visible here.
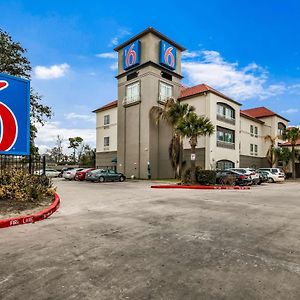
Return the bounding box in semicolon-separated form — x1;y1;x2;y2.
63;168;84;180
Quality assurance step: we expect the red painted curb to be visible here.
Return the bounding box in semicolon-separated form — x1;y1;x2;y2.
0;193;60;229
151;185;250;190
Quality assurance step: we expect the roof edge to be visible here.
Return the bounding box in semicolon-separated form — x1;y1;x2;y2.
114;27;186;51
240;112;265;124
92;100;118;113
179;88;242;106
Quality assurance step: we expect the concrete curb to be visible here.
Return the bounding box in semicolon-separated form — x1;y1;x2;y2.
151;185;250;190
0;193;60;229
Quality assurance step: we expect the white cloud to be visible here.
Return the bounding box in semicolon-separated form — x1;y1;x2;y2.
281;108;299;114
65;112;95;122
34;63;70;80
110;37;119;46
109;62;118;70
182;50;286;101
96;52;117;59
108;29;131;47
182;51;202;59
36;121;95;154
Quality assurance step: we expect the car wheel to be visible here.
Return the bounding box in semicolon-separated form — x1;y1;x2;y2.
268;178;275;183
119;176;125;182
99;176;105;183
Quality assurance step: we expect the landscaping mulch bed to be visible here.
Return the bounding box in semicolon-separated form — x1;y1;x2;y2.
0;196;53;220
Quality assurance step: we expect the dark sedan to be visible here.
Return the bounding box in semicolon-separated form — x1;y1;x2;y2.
216;170;253;186
257;170;269;184
85;169;126;183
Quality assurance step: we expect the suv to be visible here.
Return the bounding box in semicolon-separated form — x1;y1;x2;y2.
228;168;260;185
258;168;285;182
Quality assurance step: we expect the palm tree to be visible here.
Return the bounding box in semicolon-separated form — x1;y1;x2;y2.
150;98;195;178
283;127;300;179
176;112;214;184
264;135;277;167
274;147;292;173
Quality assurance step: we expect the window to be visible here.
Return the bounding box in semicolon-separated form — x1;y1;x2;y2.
127;72;138;81
104;115;110;126
216;160;235;170
254;126;258;136
161;71;172;81
278;122;286;137
250;125;254;135
104;137;110;147
124;82;140;105
159;82;172;102
250;144;258;155
217;126;235;149
216;103;235;124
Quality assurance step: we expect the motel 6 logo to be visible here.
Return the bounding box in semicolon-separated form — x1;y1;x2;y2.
159;40;177;70
123;40;141;70
0;73;30;155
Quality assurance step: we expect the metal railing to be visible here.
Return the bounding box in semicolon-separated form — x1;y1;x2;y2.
0;155;46;175
123;95;141;106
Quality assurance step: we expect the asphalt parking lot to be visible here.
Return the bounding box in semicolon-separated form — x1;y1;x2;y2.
0;179;300;299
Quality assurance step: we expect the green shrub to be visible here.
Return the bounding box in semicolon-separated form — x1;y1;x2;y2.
182;168;216;185
197;170;216;185
0;170;55;203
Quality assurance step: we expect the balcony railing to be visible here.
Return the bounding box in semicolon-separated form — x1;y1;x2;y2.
123;95;141;106
217;114;236;125
217;140;235;149
158;94;173;103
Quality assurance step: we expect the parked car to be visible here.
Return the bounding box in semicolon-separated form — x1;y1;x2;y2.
86;169;126;183
258;168;285;178
75;168;95;181
58;167;74;177
229;168;260;185
260;170;285;183
34;168;61;177
216;170;253;186
63;168;84;180
256;170;269;184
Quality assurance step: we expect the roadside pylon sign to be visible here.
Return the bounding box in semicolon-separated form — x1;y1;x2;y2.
0;73;30;155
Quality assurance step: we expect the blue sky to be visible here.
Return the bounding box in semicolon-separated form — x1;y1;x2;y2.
1;0;300;152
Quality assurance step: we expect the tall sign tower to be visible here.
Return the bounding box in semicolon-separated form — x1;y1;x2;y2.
114;28;185;178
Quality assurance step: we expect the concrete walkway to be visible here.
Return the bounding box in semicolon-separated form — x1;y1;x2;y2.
0;179;299;299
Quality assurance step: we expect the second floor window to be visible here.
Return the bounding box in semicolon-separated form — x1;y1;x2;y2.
126;82;140;103
104;115;110;126
159;82;172;102
217;127;235;143
104;136;110;147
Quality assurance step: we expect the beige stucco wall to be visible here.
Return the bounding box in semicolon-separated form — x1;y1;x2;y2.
116;31;183;179
181;93;241;169
240;116;267;157
96;106;118;152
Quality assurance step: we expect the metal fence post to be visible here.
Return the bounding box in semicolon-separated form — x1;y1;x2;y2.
29;155;32;174
42;155;46;176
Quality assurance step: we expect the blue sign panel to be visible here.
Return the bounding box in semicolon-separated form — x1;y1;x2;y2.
159;40;176;70
123;40;141;70
0;73;30;155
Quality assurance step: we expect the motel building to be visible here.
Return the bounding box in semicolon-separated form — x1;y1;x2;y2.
93;27;294;179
